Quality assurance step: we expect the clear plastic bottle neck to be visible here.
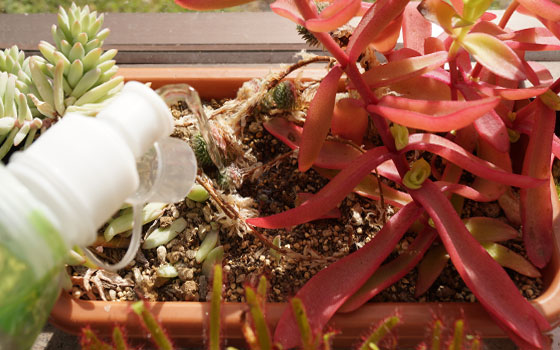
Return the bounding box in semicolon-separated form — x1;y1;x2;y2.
7;81;197;270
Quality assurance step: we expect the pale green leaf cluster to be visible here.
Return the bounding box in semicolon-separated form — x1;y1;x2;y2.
0;3;122;161
32;3;123;118
0;71;43;159
0;47;43;159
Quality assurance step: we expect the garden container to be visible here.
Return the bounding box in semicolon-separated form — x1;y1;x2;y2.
49;66;560;347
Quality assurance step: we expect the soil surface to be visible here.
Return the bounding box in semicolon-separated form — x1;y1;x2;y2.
68;72;543;306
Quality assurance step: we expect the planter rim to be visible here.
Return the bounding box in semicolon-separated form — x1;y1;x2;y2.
49;66;560;346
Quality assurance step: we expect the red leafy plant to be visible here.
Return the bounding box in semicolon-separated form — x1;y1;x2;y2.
175;0;560;348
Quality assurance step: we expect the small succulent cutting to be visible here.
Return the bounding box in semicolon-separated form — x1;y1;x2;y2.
32;3;123;118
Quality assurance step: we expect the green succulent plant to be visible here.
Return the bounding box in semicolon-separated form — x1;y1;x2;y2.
0;3;123;161
0;46;43;159
32;3;123;118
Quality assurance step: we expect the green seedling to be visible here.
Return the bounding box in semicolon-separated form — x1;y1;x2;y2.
269;235;282;262
359;315;400;350
131;301;173;350
201;246;224;277
142;217;187;249
156;264;179;278
209;264;223;350
187;183;210;202
111;327;128;350
245;285;273;350
195;229;219;263
104;202;166;242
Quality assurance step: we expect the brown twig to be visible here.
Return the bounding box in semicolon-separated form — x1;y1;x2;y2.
263;55;336;92
196;174;335;263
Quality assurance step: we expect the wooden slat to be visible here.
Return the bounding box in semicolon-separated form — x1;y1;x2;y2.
0;11;559;64
0;12;323;64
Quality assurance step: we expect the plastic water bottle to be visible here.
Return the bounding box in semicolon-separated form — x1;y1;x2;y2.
0;82;197;349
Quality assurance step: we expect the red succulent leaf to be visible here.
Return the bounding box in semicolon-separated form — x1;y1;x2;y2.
461;32;526;81
458;84;509;153
347;0;409;62
475;82;552;100
415;216;536;296
441;126;478;184
539;15;560;40
469;20;508;37
388;74;451;100
482;242;541;278
247;146;391;229
369;13;404;53
415;245;448;297
305;0;361;32
447;0;464;14
315;167;413;207
402;133;544;188
361;51;448;88
498;187;522;227
424;37;446;53
270;0;305;25
340;227;437;313
517;0;560;21
264;118;404;182
403;1;433;54
299;66;343;172
273;203;424;349
331;98;369;144
296;193;341;220
416;0;457;34
174;0;255;9
520;99;555;268
499;27;560;51
385;47;421;61
435;181;493;202
367;95;499;132
263;118;363;169
480;11;497;21
475;111;510;153
413;181;550;349
472;61;552;100
554;135;560;159
471;138;511;201
463;217;520;242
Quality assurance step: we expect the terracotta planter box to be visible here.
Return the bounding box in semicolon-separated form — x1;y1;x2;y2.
49;67;560;347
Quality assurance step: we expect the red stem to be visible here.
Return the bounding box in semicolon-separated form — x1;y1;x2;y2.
345;63;411;175
449;58;459;101
498;0;519;28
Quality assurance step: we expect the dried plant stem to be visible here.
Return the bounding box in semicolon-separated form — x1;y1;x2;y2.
263;55;336;92
196;174;335;263
213;56;336;125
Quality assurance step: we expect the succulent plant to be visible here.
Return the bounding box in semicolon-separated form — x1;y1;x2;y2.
192;133;215;167
31;3;123;118
0;46;43;159
0;4;123;161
